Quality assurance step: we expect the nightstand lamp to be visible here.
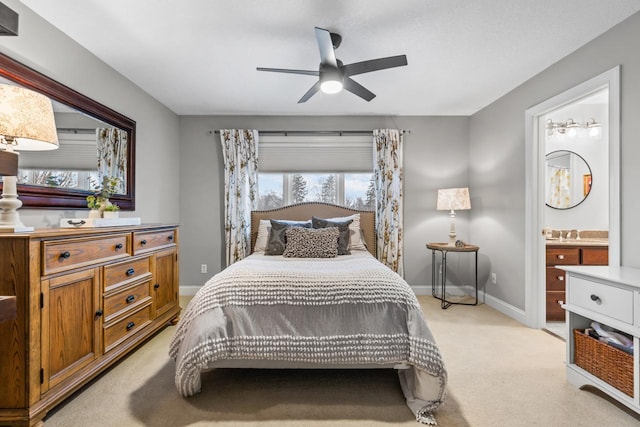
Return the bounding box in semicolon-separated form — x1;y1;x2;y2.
0;84;59;232
436;187;471;246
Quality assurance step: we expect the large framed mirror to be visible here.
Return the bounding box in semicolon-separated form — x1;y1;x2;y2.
0;52;135;210
545;150;591;210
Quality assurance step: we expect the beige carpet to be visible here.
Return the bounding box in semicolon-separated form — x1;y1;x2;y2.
43;296;640;427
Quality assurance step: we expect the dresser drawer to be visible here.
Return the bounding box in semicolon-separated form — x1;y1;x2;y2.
103;280;152;323
103;303;152;353
546;248;580;266
581;247;608;265
133;229;176;254
546;291;566;321
568;276;633;324
43;234;130;275
103;256;151;292
546;267;566;291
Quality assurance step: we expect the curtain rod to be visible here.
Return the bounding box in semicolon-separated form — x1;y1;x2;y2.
211;129;410;136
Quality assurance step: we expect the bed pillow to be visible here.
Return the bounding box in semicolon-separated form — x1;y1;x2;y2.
265;219;311;255
253;219;271;252
311;216;353;255
324;213;368;251
283;227;339;258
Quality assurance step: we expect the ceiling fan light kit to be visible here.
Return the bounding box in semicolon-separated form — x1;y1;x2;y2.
257;27;408;103
319;66;343;94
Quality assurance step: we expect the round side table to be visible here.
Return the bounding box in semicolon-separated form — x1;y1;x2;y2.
426;242;479;309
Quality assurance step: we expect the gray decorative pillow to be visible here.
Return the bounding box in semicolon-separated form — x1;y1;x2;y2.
283;227;339;258
265;219;311;255
311;216;353;255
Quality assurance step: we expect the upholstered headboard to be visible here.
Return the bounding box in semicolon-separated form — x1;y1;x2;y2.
251;202;376;257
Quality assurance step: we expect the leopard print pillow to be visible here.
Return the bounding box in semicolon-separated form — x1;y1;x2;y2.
283;227;339;258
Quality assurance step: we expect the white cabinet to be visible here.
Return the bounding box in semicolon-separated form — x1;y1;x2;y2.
561;266;640;413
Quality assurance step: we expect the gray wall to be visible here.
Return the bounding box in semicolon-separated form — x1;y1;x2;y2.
469;11;640;310
178;115;470;290
1;0;181;227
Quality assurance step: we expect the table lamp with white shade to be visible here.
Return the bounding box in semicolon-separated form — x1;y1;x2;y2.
436;187;471;246
0;84;59;232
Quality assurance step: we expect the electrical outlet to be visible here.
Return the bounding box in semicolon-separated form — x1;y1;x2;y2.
201;264;207;274
491;273;497;284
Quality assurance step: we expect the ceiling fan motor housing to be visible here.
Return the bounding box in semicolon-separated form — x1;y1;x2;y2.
330;32;342;49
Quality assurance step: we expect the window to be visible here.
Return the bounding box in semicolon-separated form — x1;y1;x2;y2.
256;133;374;210
17;169;98;190
257;172;374;210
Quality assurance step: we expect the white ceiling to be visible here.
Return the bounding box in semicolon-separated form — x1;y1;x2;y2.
20;0;640;116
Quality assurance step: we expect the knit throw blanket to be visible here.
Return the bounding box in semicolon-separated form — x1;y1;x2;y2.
170;252;447;425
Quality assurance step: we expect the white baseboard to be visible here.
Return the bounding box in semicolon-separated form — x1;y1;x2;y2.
412;284;527;326
179;286;201;296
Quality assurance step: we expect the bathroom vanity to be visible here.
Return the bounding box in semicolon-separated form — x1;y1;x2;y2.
546;237;608;321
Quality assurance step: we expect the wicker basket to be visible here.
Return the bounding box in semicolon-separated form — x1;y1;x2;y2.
573;329;633;397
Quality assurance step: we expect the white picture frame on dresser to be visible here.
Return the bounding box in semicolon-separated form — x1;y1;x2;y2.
561;265;640;414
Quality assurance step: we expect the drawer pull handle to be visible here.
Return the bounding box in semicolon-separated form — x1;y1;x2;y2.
140;239;147;246
126;321;135;331
66;219;86;226
115;243;123;250
59;251;71;259
125;295;135;303
95;309;103;317
126;268;135;276
154;283;160;290
557;254;564;260
557;276;564;281
590;294;601;303
168;235;173;241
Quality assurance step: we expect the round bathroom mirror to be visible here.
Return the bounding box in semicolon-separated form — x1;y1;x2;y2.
545;150;592;209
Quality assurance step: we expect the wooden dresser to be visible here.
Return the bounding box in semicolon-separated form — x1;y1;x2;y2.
546;243;608;321
0;224;180;427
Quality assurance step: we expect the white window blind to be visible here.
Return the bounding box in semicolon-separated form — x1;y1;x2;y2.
18;131;97;170
258;134;373;172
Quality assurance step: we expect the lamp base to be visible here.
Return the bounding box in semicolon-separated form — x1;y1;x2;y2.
0;175;33;233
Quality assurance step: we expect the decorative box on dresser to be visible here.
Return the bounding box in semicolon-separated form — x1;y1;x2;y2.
546;242;608;321
561;266;640;415
0;225;181;427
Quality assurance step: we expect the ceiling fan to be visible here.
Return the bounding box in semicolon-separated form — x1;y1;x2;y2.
257;27;408;103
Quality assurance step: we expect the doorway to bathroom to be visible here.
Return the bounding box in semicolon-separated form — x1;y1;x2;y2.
524;67;620;333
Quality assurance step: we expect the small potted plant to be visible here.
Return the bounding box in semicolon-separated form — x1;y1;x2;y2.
102;203;120;219
86;176;121;218
86;195;102;218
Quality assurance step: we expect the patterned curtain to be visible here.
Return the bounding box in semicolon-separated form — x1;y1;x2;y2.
373;129;404;276
547;166;571;208
96;127;127;193
220;129;259;266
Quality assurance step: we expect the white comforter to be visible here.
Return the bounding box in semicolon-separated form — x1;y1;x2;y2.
170;251;447;424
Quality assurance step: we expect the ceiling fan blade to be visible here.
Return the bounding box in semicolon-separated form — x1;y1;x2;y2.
342;55;408;76
298;80;322;103
343;78;376;102
257;67;319;76
314;27;338;67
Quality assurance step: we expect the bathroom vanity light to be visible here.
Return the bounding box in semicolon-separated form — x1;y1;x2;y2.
546;118;601;137
586;118;602;137
436;187;471;246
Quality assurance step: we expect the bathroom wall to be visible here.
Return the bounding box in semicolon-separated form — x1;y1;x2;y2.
544;90;609;230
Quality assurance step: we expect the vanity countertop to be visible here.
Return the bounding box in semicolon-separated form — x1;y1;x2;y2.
546;238;608;247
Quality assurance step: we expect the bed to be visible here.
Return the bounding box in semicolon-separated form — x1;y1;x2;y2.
170;202;447;424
